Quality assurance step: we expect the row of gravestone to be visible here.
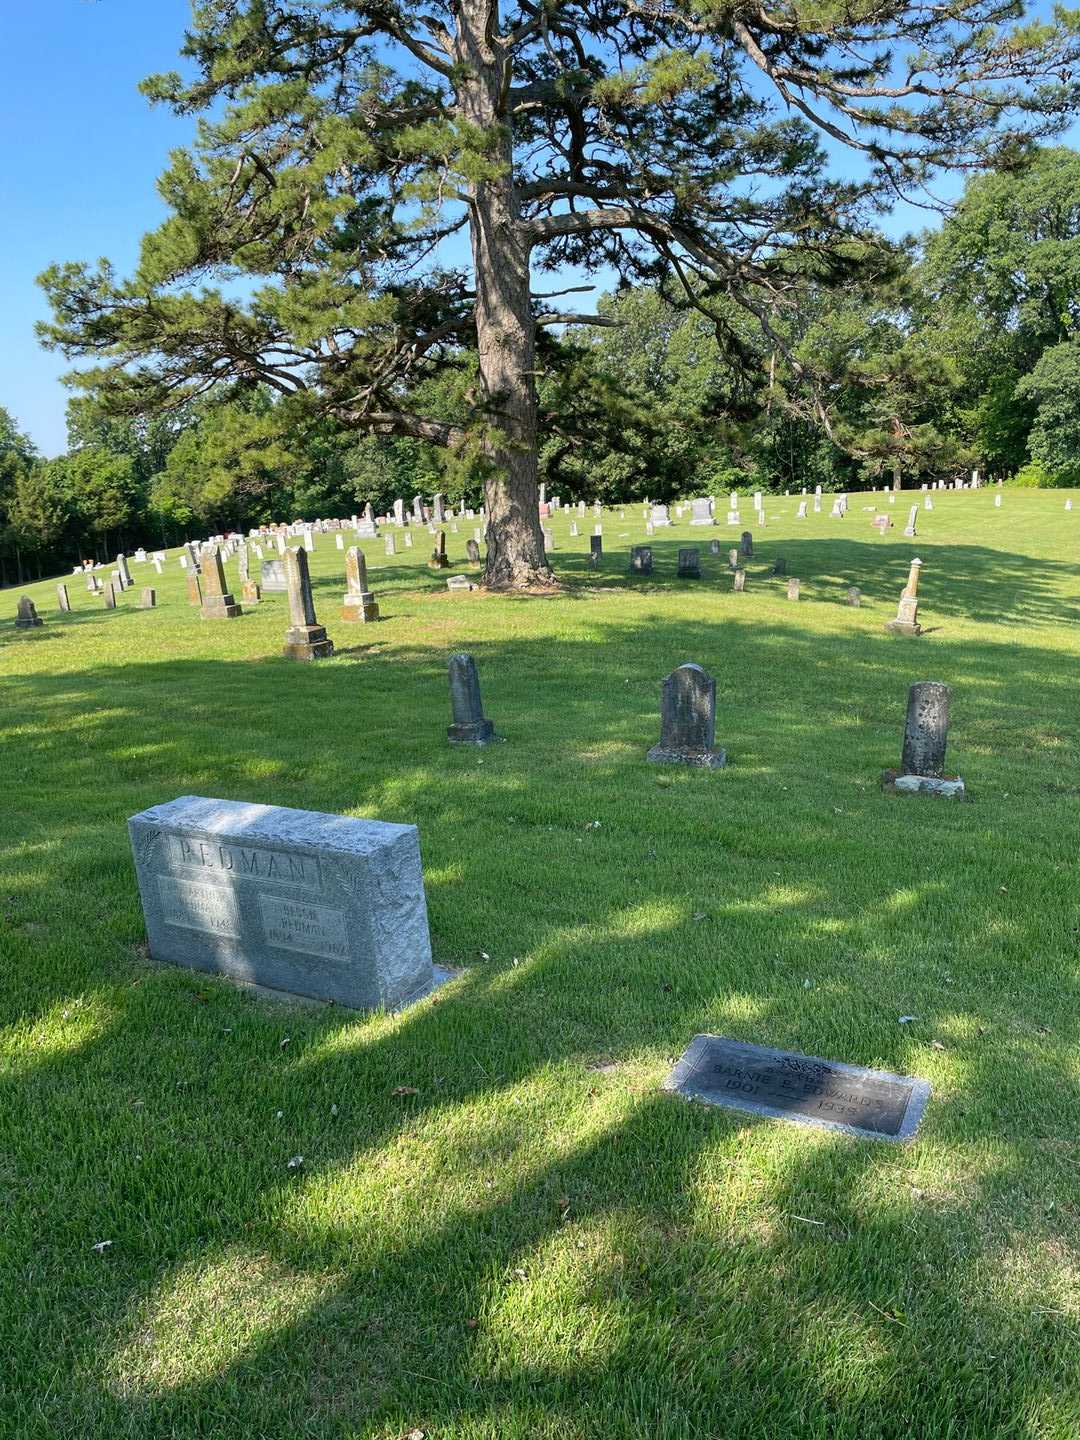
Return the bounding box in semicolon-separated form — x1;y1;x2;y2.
447;652;960;792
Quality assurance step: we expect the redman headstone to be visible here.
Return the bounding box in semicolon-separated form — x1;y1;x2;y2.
128;795;445;1010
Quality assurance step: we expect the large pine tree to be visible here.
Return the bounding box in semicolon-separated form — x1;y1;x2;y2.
39;0;1080;587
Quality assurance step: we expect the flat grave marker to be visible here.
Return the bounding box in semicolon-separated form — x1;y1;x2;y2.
665;1034;930;1141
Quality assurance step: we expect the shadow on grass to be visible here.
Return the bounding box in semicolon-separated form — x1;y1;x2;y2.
1;607;1079;1437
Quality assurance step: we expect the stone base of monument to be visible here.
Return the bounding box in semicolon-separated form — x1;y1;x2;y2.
448;718;496;745
341;591;379;622
201;595;242;619
883;619;921;636
283;624;334;660
647;744;727;769
15;616;43;629
429;555;450;570
881;768;965;798
129;795;440;1010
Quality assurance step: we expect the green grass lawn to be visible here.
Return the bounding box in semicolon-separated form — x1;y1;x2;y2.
2;490;1080;1439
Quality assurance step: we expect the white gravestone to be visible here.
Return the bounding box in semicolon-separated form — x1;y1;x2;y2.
129;796;445;1010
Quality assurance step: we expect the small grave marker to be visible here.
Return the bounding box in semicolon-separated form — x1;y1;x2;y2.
664;1035;930;1140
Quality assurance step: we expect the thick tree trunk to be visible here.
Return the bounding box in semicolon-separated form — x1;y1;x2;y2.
457;0;554;590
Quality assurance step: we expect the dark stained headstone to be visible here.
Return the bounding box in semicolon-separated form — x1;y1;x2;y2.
283;546;334;660
647;663;726;768
589;534;603;568
678;548;700;579
709;538;721;556
739;530;753;557
665;1034;930;1141
341;546;379;623
901;681;950;779
447;652;495;745
771;556;787;576
200;547;242;619
630;545;652;575
15;596;43;629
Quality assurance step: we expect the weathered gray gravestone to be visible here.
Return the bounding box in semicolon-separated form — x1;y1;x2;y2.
260;558;287;593
630;545;652;575
200;548;242;619
884;557;923;636
57;584;71;613
887;681;964;797
589;535;603;567
447;652;496;745
664;1034;930;1140
728;547;739;570
465;538;481;564
647;663;726;768
128;795;443;1009
847;587;861;606
709;539;721;556
740;530;753;557
15;596;43;629
139;587;157;609
429;531;450;569
283;546;334;660
678;548;700;579
384;533;397;556
787;577;800;600
341;546;379;623
733;568;746;592
433;492;446;523
103;583;117;610
689;497;714;525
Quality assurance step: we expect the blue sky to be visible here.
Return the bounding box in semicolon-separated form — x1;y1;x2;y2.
1;2;1072;456
1;1;195;456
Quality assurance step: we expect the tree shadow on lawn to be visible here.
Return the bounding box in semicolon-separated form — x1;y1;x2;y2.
1;615;1079;1436
556;536;1080;630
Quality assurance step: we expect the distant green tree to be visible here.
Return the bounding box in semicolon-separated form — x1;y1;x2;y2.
0;406;40;584
922;148;1080;473
63;447;137;555
1014;342;1080;482
9;462;73;562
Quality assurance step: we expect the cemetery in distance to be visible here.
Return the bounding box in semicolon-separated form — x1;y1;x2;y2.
3;485;1079;1438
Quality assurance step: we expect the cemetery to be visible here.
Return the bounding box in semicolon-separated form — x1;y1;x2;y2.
4;0;1080;1433
2;489;1079;1437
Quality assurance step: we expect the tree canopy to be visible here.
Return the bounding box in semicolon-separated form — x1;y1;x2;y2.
37;0;1080;588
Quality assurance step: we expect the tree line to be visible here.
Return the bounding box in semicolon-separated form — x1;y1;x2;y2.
5;145;1080;585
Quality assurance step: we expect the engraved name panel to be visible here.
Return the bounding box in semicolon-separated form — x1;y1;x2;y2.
666;1035;930;1141
158;874;241;939
173;835;321;893
259;894;349;961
